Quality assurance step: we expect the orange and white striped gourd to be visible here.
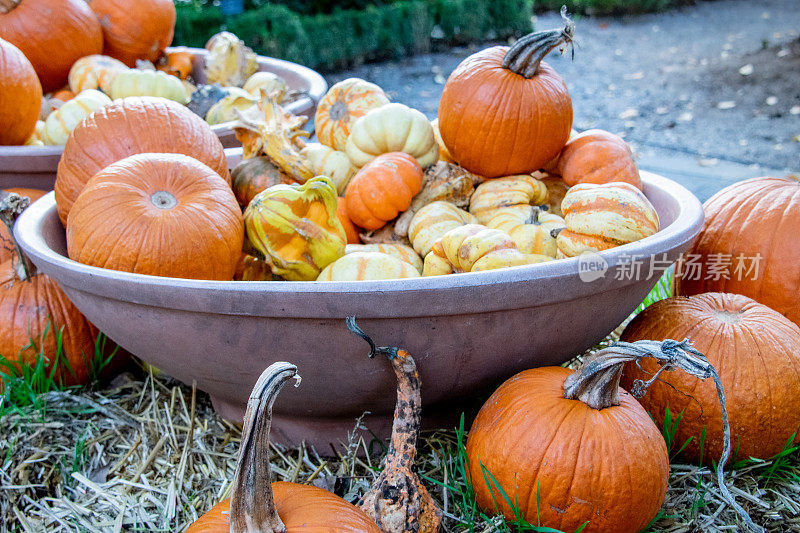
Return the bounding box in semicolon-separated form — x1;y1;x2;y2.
469;174;548;224
68;54;128;93
556;182;660;257
43;89;112;145
487;205;565;257
300;142;358;195
315;78;389;152
345;243;423;273
317;251;420;281
407;200;477;257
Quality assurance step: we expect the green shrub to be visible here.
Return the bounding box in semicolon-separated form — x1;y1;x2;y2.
534;0;680;15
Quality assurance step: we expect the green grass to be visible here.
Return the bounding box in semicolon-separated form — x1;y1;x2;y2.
635;267;673;315
731;433;800;486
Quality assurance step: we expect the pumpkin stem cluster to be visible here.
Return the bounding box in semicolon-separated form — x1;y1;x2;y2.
564;339;760;532
502;6;575;79
0;191;35;281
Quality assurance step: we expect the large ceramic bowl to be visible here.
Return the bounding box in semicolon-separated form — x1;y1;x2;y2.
14;171;703;447
0;47;326;191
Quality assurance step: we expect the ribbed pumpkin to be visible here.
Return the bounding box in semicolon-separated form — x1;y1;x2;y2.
315;77;389;152
469;174;549;224
0;37;41;145
437;15;573;178
0;187;46;264
109;69;189;104
407;200;477;257
66;153;243;280
87;0;176;67
42;89;112;145
55;97;229;225
621;293;800;464
187;363;382;532
0;0;103;92
317;251;420;281
556;181;660;257
231;156;293;210
345;152;424;230
674;177;800;327
345;243;422;273
336;197;360;244
487;205;565;257
555;129;641;189
68;54;129;93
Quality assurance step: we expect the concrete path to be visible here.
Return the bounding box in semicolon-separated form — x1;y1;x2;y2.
326;0;800;202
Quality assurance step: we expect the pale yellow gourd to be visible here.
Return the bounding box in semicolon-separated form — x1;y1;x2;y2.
345;103;438;168
43;90;112;145
205;31;257;87
317;252;420;281
24;121;45;146
345;243;423;273
243;71;289;99
407;201;477;257
469;174;548;224
300;143;357;195
205;88;257;125
109;69;190;104
487;205;565;257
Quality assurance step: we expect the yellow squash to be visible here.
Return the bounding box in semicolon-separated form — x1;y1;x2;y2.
317;251;420;281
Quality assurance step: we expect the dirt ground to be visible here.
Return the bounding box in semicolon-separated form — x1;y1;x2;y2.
326;0;800;174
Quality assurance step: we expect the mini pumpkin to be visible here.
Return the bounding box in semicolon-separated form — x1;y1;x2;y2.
554;129;642;189
487;205;565;257
336;197;360;244
244;176;346;281
66;153;244;280
345;243;422;273
407;200;477;257
231;156;294;210
315;77;389;152
43;89;112;145
88;0;176;67
0;37;41;145
68;54;128;93
109;69;190;104
317;251;420;281
157;49;193;80
204;31;257;87
345;103;438;168
469;173;548;224
556;181;660;257
345;152;424;230
300;143;357;195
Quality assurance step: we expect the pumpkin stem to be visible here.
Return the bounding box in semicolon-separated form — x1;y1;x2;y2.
564;339;759;532
502;6;575;79
0;0;20;13
229;362;301;533
346;316;442;533
0;191;35;281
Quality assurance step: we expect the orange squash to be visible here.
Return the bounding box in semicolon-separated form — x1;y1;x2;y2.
157;49;193;79
0;37;42;145
337;196;361;244
554;129;641;189
66;153;243;280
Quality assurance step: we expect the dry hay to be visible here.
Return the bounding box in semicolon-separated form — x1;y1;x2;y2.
1;362;799;532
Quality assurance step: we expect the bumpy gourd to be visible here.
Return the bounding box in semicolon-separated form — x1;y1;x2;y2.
43;89;112;145
244;176;346;281
317;252;420;281
407;201;477;257
487;205;565;257
469;174;548;224
109;69;190;104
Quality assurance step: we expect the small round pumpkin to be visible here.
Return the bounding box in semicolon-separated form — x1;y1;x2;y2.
336;196;360;244
554;129;642;189
487;205;565;257
674;176;800;327
407;200;477;257
438;16;573;178
300;143;357;195
345;103;438;169
43;89;112;145
469;174;548;224
109;69;190;104
158;49;193;80
345;152;424;230
317;251;420;281
231;156;294;210
315;77;389;152
55;96;230;225
621;293;800;464
345;243;422;273
0;0;103;92
66;153;243;280
88;0;176;67
0;37;41;145
68;54;129;93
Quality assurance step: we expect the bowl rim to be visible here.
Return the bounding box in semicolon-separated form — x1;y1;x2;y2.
15;170;704;318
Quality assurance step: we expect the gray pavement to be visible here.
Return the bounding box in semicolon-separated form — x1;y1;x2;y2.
326;0;800;202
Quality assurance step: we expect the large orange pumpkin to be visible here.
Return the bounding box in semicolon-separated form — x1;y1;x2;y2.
0;37;42;145
344;152;423;230
55;97;229;225
0;0;103;92
87;0;176;67
554;129;642;189
437;15;573;178
66;153;243;281
674;176;800;327
621;293;800;464
0;188;46;264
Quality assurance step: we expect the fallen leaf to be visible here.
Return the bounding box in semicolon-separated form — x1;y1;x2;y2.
698;158;719;167
738;64;753;76
777;48;790;58
656;106;669;115
766;96;778;106
434;74;445;85
790;106;800;115
618;108;638;119
717;101;736;110
678;112;693;122
624;71;645;80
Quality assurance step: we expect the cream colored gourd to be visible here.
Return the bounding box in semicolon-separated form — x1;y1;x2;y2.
110;69;190;104
317;252;420;281
68;54;128;93
487;205;565;257
345;103;438;168
423;224;550;276
345;243;423;273
557;182;661;258
25;121;45;146
205;87;257;125
242;71;289;99
407;201;477;257
470;174;548;224
300;143;358;195
43;90;112;145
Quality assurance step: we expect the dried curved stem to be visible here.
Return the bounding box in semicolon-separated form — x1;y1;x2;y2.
502;6;575;79
229;362;301;533
563;339;760;532
346;317;442;533
0;191;34;281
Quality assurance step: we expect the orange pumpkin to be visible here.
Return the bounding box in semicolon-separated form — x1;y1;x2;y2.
51;89;76;102
344;152;423;230
314;77;389;152
621;293;800;464
157;49;193;79
186;362;381;532
0;187;46;264
674;177;800;327
55;97;229;225
0;0;103;92
0;37;42;145
437;15;573;178
231;156;294;210
554;129;642;189
87;0;176;67
337;196;361;244
66;153;243;281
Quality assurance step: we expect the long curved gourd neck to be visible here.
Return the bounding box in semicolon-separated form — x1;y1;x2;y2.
502;6;575;79
563;339;760;532
0;0;20;13
346;317;421;464
229;362;300;533
0;191;35;281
